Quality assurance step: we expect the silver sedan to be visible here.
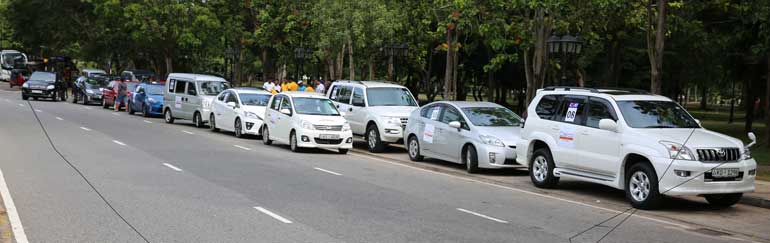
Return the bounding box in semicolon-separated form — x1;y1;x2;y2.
403;101;524;173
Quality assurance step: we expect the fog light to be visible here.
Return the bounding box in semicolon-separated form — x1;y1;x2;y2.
245;122;254;130
385;129;399;134
301;135;310;142
488;152;496;163
748;169;756;176
346;137;353;143
674;170;691;177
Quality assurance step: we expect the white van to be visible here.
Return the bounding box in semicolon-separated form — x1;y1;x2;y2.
163;73;230;127
1;50;28;81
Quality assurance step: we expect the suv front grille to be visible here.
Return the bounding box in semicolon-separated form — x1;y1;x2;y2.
696;148;740;162
314;125;343;131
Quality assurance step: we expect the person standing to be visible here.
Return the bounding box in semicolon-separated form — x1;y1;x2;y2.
315;79;326;94
114;79;128;111
298;81;307;91
263;79;275;92
288;79;299;91
304;82;315;92
272;79;282;94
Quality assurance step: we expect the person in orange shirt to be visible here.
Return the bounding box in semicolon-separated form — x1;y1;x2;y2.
288;79;299;91
280;79;289;92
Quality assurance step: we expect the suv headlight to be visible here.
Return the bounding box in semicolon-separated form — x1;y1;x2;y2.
86;89;94;94
743;147;752;160
342;122;351;132
479;135;505;147
301;120;314;130
659;141;696;160
383;116;402;126
22;82;29;88
46;85;55;90
245;111;261;120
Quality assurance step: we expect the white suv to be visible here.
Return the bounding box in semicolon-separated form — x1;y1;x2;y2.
517;87;757;209
327;81;419;152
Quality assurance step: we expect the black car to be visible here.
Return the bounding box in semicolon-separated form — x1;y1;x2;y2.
73;76;108;105
121;69;157;83
21;71;59;101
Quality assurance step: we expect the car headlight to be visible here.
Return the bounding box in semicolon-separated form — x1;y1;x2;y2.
659;141;696;160
301;120;314;130
147;97;156;103
743;147;752;160
86;89;94;94
479;135;505;147
22;82;29;88
245;111;261;120
46;85;55;90
342;122;351;132
383;116;402;126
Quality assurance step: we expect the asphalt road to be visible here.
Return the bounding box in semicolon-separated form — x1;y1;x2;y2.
0;84;768;243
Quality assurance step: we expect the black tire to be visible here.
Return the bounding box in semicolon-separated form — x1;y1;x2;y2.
705;193;742;208
82;95;89;105
407;135;424;161
366;125;386;153
102;98;108;109
127;101;135;115
262;126;272;145
625;163;663;210
338;149;349;154
164;108;175;124
72;93;78;103
33;97;38;100
193;112;204;128
463;145;480;173
234;118;244;138
209;114;219;132
529;148;560;188
22;95;28;100
142;104;150;117
290;131;301;152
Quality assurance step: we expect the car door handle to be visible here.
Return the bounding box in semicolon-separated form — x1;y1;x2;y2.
348;107;353;112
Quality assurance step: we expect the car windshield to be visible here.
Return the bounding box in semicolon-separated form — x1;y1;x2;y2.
2;53;24;66
293;97;340;116
144;85;164;95
200;81;229;95
462;107;522;126
617;100;700;128
135;72;156;82
30;72;55;82
126;83;139;92
240;93;271;106
84;78;107;88
366;87;417;107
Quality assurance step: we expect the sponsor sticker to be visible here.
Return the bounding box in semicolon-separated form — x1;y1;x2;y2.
557;124;576;148
423;124;435;143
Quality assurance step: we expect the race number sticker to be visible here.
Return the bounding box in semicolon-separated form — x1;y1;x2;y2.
430;107;440;120
175;96;182;109
564;102;579;122
423;124;435;143
557;124;576;148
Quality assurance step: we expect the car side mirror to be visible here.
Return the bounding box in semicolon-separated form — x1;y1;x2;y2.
280;108;292;116
598;119;618;132
227;102;237;108
449;121;462;129
747;132;757;148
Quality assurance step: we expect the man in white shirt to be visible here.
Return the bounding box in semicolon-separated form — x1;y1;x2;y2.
315;79;326;94
263;79;275;92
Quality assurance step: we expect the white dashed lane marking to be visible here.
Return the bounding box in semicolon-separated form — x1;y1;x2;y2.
456;208;508;224
314;167;342;176
253;207;293;224
234;145;252;151
182;130;194;135
55;117;63;121
162;163;183;172
79;127;92;131
112;140;126;146
143;120;153;124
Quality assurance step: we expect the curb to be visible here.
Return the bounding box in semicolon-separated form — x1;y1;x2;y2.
740;195;770;209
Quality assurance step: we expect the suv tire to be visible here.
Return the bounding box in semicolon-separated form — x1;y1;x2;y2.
262;126;272;145
366;125;386;153
407;135;424;161
530;148;559;188
626;163;663;209
164;108;175;124
705;193;742;208
463;145;479;173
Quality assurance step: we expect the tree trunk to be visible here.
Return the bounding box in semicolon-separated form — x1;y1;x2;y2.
646;0;667;94
336;44;345;80
261;49;274;80
347;37;355;80
604;40;623;87
523;9;551;108
443;27;456;101
233;42;243;85
387;55;394;81
700;86;708;110
164;51;173;79
765;55;770;147
326;58;335;81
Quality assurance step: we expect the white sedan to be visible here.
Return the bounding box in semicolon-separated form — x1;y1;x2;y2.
210;88;272;138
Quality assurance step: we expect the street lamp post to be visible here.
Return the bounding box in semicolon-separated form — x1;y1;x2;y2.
225;46;235;81
382;43;408;82
547;34;584;86
294;48;312;81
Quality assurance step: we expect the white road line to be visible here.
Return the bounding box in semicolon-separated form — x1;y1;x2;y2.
253;207;293;224
0;168;30;243
162;163;183;172
182;130;194;135
349;153;693;230
234;145;252;151
457;208;508;224
79;127;92;131
34;109;42;112
314;167;342;176
112;140;126;146
143;120;153;124
55;117;63;121
17;103;23;107
112;113;120;116
83;107;92;110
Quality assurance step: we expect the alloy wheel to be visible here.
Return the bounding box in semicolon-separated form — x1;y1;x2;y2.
409;139;419;158
368;130;377;150
532;156;548;182
629;171;651;202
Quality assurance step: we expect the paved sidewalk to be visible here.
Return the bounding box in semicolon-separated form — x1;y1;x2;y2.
743;180;770;208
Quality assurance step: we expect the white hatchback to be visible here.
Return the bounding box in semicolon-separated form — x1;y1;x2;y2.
262;92;353;154
210;88;272;138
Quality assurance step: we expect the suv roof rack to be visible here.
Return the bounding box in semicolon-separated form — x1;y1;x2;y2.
542;86;599;93
335;80;364;85
596;87;651;95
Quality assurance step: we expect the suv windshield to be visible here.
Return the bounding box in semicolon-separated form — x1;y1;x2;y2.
366;87;417;107
240;93;271;106
30;72;55;82
200;81;229;95
462;107;522;126
293;97;340;116
617;100;700;128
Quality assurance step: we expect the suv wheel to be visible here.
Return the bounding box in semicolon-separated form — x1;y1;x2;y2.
290;131;301;152
463;145;479;173
209;114;219;132
193;112;204;128
262;126;272;145
705;193;742;208
625;163;662;209
407;136;424;161
164;108;175;124
366;125;386;152
234;118;244;138
530;148;559;188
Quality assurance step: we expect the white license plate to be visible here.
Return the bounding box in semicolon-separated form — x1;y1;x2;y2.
319;134;339;139
31;90;43;94
711;168;739;178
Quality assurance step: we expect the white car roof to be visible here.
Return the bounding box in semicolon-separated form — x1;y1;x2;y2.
536;87;673;102
230;88;271;95
168;73;227;82
334;80;406;88
280;91;327;98
438;101;505;108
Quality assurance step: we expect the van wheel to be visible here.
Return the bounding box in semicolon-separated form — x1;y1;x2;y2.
463;145;479;173
290;131;302;152
407;135;424;161
705;193;742;208
366;125;386;153
193;112;204;128
209;114;219;132
234;118;244;138
262;126;272;145
530;148;559;188
626;163;662;209
164;108;174;124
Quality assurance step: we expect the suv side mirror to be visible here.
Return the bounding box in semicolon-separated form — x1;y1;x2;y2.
598;119;618;132
747;132;757;148
280;108;292;116
449;121;462;129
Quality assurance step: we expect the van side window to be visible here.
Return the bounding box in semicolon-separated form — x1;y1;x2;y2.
535;95;562;120
586;97;617;128
174;81;186;94
186;82;197;95
168;79;176;93
271;96;282;110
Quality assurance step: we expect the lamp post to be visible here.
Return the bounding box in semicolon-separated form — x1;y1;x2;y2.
225;46;235;80
294;47;312;81
382;43;408;82
546;34;584;86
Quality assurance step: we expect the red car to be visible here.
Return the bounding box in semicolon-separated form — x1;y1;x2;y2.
8;69;28;88
102;80;140;110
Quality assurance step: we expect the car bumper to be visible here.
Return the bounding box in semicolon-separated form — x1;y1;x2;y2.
146;103;164;115
242;118;264;135
476;144;521;169
295;128;353;149
650;156;757;196
379;125;405;143
22;89;56;97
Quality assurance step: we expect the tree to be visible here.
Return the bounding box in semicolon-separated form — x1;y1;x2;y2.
644;0;668;94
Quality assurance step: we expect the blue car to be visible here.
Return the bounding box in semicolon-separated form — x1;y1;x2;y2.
128;83;165;117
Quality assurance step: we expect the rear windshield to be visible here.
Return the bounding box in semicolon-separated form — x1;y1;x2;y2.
144;85;164;95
